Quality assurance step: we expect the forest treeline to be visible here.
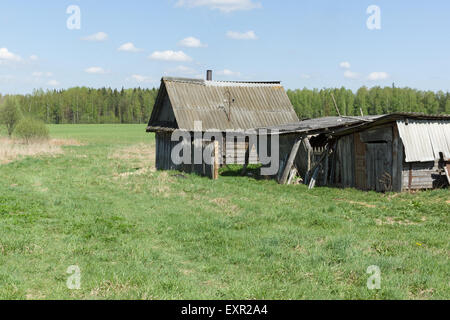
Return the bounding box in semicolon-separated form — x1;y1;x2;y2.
0;85;449;124
287;86;450;119
0;87;159;125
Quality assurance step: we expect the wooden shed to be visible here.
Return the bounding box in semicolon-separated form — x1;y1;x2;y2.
258;116;382;185
146;74;299;178
330;114;450;192
270;113;450;192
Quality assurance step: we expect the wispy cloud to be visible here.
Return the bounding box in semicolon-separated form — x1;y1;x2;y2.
149;50;192;62
118;42;142;52
81;32;108;42
178;37;207;48
175;0;261;13
340;61;351;69
32;72;53;77
47;80;60;87
0;75;14;82
168;65;198;75
368;72;390;81
217;69;241;77
226;31;257;40
85;67;107;74
344;70;360;79
29;55;39;62
127;74;154;83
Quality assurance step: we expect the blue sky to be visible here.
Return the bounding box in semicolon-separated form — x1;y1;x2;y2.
1;0;449;94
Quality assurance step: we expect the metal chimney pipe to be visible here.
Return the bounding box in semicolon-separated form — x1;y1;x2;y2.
206;70;212;81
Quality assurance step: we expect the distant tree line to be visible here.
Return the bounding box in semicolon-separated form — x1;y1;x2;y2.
0;87;158;125
287;86;450;119
0;85;448;124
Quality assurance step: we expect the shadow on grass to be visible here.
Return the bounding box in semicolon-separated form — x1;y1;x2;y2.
220;164;268;180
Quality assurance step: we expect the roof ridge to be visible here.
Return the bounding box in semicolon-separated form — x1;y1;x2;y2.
162;76;281;86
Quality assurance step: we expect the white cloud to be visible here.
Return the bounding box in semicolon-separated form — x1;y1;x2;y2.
178;37;207;48
118;42;142;52
175;0;261;13
217;69;241;77
47;80;60;87
30;55;39;61
300;74;311;79
368;72;390;81
226;30;257;40
149;50;192;62
0;48;22;63
344;70;360;79
32;72;53;77
340;61;351;69
81;32;108;42
128;74;154;83
85;67;106;74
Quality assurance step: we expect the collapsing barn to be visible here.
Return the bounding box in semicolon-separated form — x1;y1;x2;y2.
271;113;450;192
146;72;299;178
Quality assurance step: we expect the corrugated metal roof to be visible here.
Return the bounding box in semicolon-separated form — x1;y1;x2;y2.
150;77;299;131
258;116;383;134
332;113;450;137
397;120;450;162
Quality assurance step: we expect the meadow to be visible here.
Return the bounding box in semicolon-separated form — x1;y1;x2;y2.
0;124;448;300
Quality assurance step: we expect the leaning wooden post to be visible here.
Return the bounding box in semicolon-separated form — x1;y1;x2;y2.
279;139;302;185
213;140;219;180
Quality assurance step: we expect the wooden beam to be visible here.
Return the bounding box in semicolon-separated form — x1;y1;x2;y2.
308;165;320;189
331;93;341;117
287;167;298;185
279;139;302;185
306;145;332;189
444;165;450;185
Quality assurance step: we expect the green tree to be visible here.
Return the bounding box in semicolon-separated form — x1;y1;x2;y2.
0;97;23;137
445;99;450;114
14;117;49;143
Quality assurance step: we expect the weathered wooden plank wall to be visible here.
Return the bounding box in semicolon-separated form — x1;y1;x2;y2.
296;138;313;179
224;139;258;165
402;161;442;190
274;134;299;181
155;132;218;179
331;122;446;192
335;134;355;188
354;132;367;190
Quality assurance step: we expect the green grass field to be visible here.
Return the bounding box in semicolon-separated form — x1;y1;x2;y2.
0;124;448;300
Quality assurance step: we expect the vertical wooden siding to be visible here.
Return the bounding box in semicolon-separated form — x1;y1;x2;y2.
155;132;221;179
335;135;355;188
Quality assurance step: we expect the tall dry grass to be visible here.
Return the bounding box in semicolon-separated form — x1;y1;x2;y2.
0;138;81;164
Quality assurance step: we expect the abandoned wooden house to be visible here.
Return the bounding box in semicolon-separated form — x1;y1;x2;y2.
146;72;449;192
146;72;299;178
269;113;450;192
